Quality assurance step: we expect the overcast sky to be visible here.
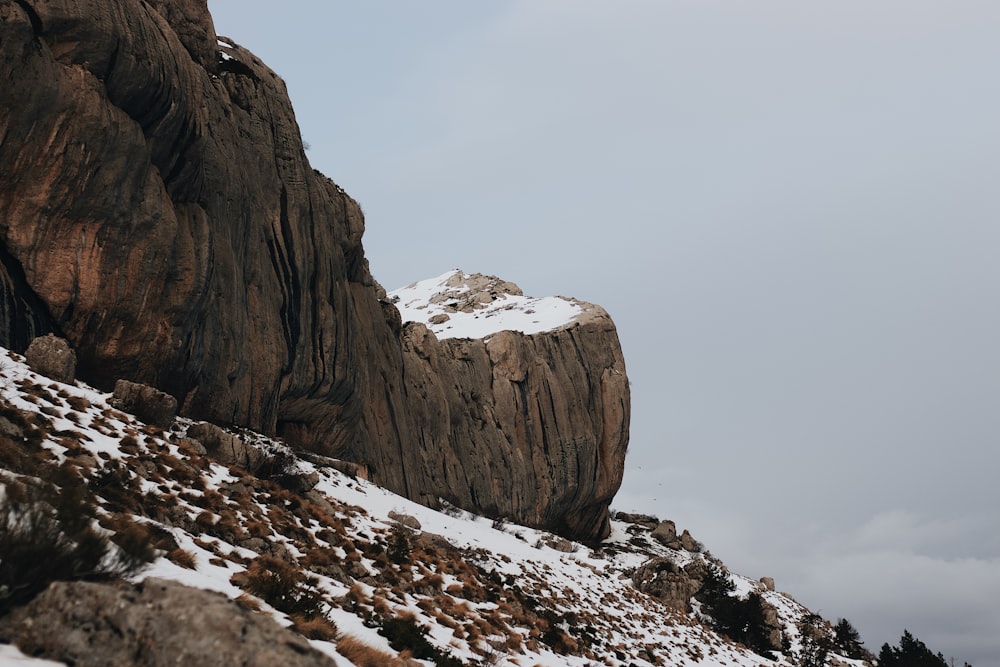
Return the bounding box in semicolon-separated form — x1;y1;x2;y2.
210;2;1000;664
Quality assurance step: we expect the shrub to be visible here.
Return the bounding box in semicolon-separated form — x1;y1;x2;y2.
167;548;198;569
0;471;153;615
379;615;464;667
290;613;339;640
232;555;328;620
256;448;299;484
387;525;411;565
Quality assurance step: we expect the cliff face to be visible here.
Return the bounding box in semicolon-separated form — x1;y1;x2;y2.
0;0;629;541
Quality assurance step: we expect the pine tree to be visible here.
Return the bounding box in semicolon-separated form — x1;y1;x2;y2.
695;564;776;657
879;630;948;667
833;617;866;660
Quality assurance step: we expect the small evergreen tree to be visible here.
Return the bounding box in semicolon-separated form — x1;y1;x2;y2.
878;630;950;667
833;617;867;660
879;642;899;667
798;613;832;667
695;563;776;657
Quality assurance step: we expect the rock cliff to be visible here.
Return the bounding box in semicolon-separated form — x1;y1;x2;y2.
0;0;629;541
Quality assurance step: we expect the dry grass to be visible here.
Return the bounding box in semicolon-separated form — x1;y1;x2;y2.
195;510;217;528
290;613;338;641
336;634;421;667
235;593;262;612
167;548;198;569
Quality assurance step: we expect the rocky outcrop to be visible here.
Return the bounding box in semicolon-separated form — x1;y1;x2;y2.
0;0;628;541
633;557;706;612
0;578;339;667
389;315;628;541
112;379;178;428
186;422;264;471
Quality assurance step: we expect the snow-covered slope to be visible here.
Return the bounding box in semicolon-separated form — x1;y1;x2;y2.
389;270;589;340
0;348;866;667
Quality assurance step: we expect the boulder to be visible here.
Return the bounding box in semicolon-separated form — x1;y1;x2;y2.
761;599;784;650
282;469;320;493
651;520;677;545
632;557;706;612
186;422;266;472
111;380;178;428
615;512;660;529
0;578;338;667
388;511;422;530
760;576;775;591
539;535;576;553
679;529;700;552
24;334;76;383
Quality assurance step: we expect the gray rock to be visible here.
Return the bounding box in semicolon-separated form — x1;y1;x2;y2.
632;557;706;612
541;536;576;553
186;422;266;472
651;520;677;545
0;578;338;667
24;334;76;383
111;379;177;428
615;512;660;529
284;469;320;493
0;415;23;438
388;511;421;530
680;529;700;552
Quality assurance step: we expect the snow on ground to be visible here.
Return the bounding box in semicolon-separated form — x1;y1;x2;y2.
390;269;586;340
0;347;856;666
0;645;64;667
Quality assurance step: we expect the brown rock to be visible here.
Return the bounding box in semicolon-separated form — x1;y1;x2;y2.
651;520;677;545
540;536;576;553
381;315;629;542
615;512;660;530
0;0;629;543
388;511;422;530
0;578;338;667
633;557;706;612
761;598;784;650
283;469;320;493
186;422;265;472
24;334;76;383
760;576;775;591
111;379;177;428
679;529;700;552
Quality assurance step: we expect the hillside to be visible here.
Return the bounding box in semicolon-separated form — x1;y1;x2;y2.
0;346;871;666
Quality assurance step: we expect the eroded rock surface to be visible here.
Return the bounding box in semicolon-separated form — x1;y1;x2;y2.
0;0;629;541
24;334;76;383
633;557;706;612
112;379;178;428
0;578;339;667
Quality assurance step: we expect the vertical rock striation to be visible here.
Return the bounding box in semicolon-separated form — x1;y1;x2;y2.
0;0;629;541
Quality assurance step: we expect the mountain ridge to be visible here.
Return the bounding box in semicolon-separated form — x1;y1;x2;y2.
0;346;869;666
0;0;626;543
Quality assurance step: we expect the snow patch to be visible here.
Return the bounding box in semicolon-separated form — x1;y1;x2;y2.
389;269;585;340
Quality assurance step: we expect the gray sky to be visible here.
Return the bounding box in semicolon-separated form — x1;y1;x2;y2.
210;2;1000;663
